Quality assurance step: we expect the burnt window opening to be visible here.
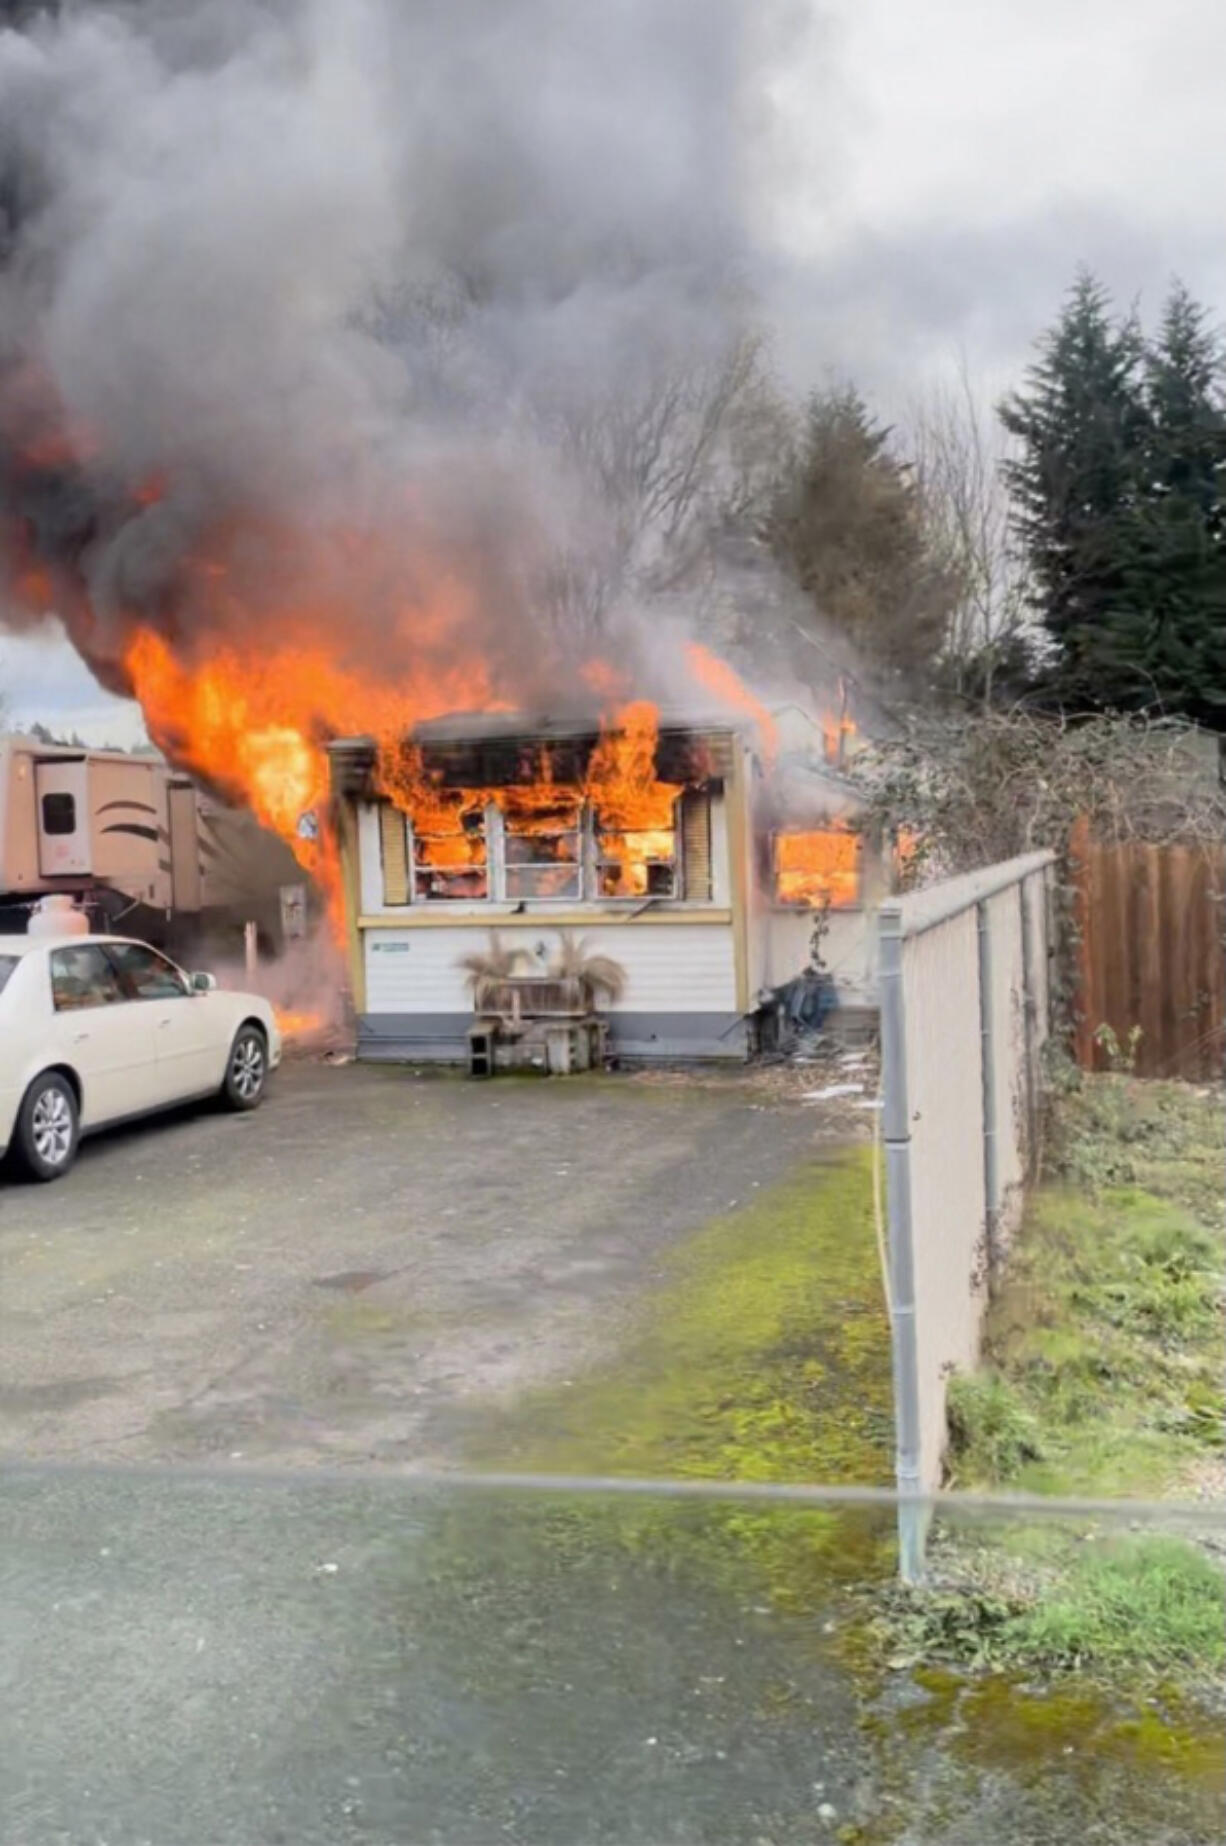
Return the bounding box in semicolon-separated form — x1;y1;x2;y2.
502;803;583;902
41;792;77;836
772;826;862;910
595;817;679;899
393;786;718;905
412;808;489;902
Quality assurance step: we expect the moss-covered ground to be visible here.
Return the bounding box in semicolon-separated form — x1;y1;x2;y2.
443;1126;1224;1835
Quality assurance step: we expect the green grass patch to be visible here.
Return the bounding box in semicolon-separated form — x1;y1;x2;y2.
949;1180;1224;1498
1048;1069;1225;1232
881;1534;1225;1688
1009;1538;1226;1677
904;1074;1226;1699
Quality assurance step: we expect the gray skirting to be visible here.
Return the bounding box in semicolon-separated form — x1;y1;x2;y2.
356;1011;752;1064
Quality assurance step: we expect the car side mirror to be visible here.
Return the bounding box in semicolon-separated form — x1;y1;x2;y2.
191;971;218;993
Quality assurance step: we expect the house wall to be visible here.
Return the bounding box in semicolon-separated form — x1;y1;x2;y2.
349;776;750;1062
764;907;876;1006
359;914;744;1060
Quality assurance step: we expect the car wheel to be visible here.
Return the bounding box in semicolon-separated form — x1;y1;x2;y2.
16;1072;80;1181
222;1025;268;1111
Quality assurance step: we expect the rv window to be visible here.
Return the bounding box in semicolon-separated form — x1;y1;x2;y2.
50;945;126;1012
42;792;77;836
0;955;17;995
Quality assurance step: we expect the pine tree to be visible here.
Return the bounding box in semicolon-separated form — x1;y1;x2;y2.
1000;271;1150;710
1002;273;1226;725
1130;283;1226;725
765;387;962;681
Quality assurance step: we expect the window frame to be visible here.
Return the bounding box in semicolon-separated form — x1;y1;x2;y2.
102;940;192;1001
408;803;492;904
401;791;705;907
48;944;127;1013
498;804;585;904
41;791;78;837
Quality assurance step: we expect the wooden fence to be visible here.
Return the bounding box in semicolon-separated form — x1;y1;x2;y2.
1069;819;1226;1080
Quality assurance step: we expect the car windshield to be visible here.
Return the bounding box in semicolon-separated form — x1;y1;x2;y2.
0;953;18;994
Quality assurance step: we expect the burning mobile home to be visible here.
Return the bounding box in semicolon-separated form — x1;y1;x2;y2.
0;0;894;1032
327;705;885;1064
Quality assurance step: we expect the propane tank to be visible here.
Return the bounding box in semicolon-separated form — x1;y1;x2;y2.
28;894;90;938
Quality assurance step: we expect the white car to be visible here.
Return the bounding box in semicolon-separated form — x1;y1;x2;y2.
0;933;282;1181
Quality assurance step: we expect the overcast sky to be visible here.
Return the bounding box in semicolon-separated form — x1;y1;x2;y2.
4;0;1222;742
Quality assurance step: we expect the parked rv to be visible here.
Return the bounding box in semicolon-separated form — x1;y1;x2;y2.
0;734;314;957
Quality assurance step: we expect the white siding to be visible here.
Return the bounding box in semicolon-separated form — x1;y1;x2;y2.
364;920;737;1015
764;908;876;1001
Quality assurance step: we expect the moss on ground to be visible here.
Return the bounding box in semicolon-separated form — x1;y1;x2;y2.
469;1147;897;1596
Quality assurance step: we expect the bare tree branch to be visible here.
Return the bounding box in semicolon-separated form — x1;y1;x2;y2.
907;357;1036;706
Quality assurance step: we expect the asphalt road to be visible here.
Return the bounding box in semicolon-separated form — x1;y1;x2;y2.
0;1469;880;1846
0;1062;820;1468
4;1468;1220;1846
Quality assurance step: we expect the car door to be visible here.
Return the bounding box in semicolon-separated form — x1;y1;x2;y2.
102;941;224;1101
47;944;160;1125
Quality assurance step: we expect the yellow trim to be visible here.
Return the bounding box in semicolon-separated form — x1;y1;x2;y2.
727;741;751;1012
336;802;366;1012
357;907;732;931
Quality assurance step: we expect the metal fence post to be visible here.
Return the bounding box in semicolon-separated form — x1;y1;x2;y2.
878;901;925;1583
976;898;1000;1283
1018;873;1039;1178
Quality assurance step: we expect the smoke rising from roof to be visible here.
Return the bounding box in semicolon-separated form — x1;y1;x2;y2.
0;0;784;714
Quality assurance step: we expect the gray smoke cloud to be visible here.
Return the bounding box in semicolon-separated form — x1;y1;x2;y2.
0;0;786;727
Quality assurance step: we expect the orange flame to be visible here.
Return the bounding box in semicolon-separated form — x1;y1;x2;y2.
774;823;861;909
82;514;782;928
821;678;858;767
584;700;684;897
274;1006;325;1039
684;641;778;764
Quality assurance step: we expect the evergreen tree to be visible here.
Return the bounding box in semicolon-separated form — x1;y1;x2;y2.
1130;283;1226;726
1002;272;1226;725
1000;271;1149;710
765;387;962;682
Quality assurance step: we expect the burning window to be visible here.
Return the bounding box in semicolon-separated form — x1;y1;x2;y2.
503;796;583;901
379;711;720;906
412;810;489;901
773;825;861;909
595;819;678;898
